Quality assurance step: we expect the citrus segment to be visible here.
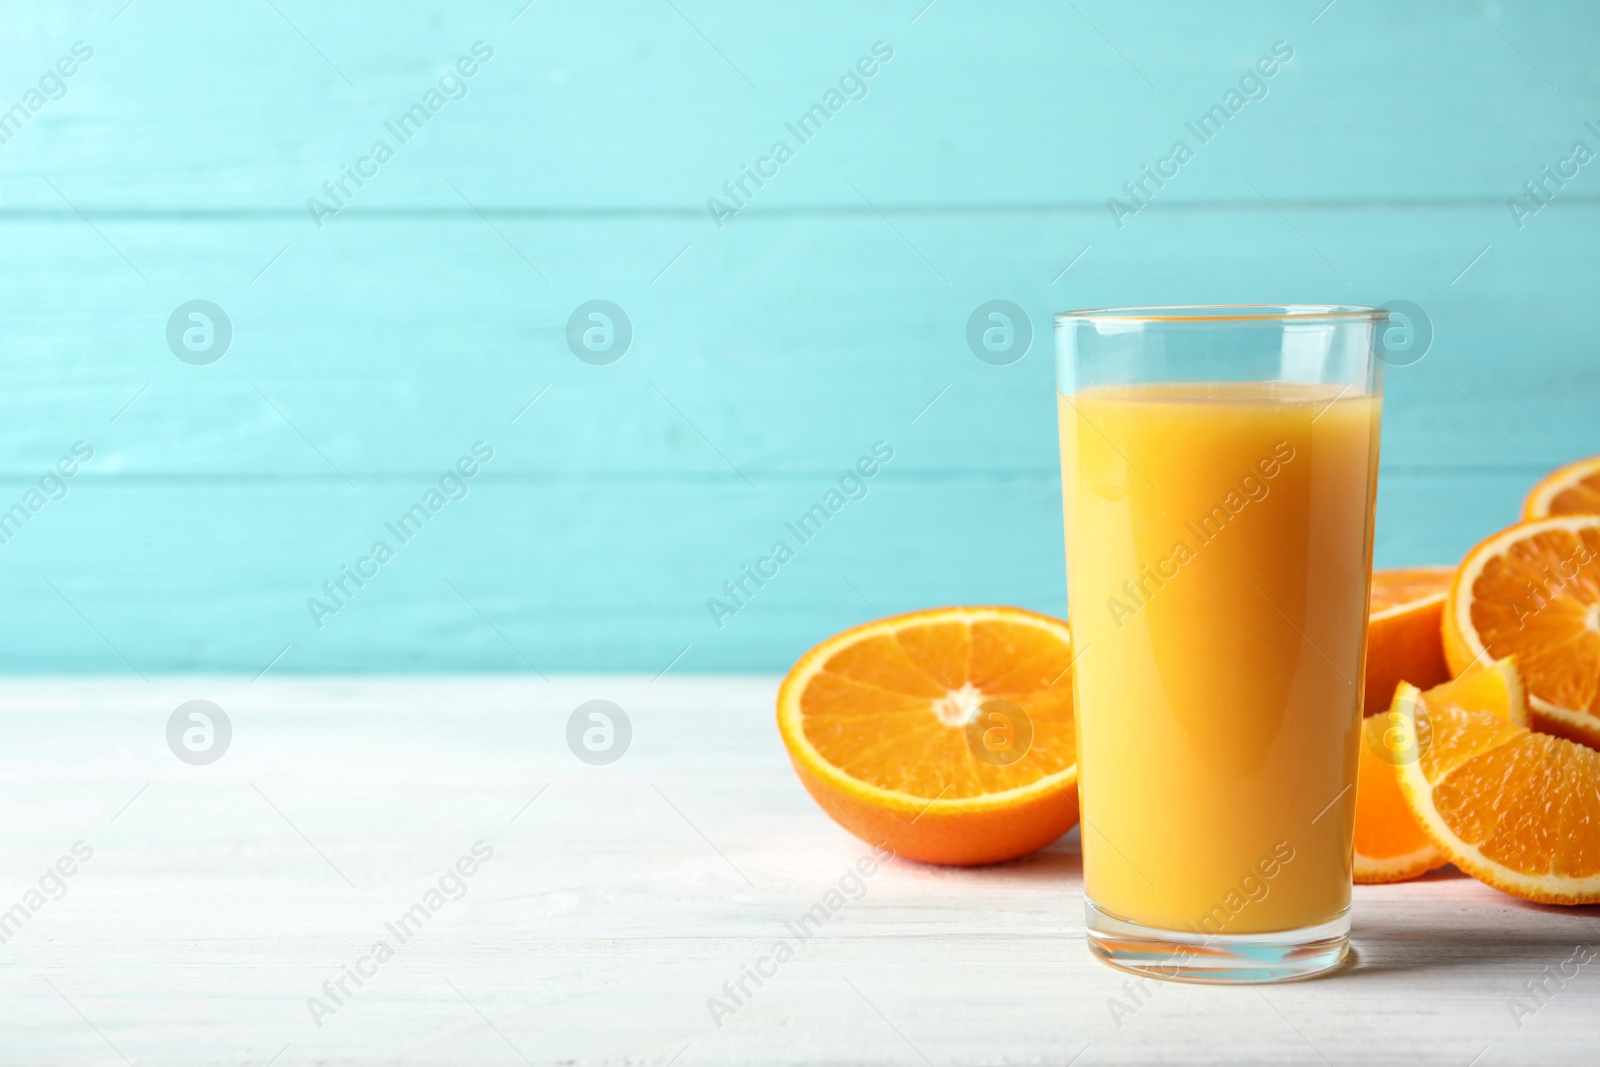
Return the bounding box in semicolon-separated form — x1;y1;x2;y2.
1369;566;1455;615
1523;454;1600;519
777;606;1078;866
1363;566;1454;716
1354;711;1448;883
1353;658;1523;883
1443;516;1600;749
1425;655;1527;727
1395;680;1600;904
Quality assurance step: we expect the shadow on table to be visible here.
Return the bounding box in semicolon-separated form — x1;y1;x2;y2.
897;843;1083;884
968;852;1600;980
1349;868;1600;977
918;845;1600;979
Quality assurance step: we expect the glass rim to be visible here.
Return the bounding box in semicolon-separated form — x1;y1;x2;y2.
1054;304;1387;324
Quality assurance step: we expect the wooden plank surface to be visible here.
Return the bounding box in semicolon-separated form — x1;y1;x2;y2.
3;1;1600;672
2;677;1597;1065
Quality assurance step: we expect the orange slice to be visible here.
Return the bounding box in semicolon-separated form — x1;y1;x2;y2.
1443;516;1600;749
1354;658;1524;883
1363;566;1454;716
1395;678;1600;904
776;606;1078;866
1523;454;1600;519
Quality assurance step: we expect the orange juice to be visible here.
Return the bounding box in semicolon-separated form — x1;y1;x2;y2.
1059;382;1380;936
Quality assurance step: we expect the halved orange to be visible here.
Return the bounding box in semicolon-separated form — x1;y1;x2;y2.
1363;566;1454;716
1523;454;1600;519
1395;678;1600;904
1354;658;1524;883
1443;516;1600;749
776;606;1078;866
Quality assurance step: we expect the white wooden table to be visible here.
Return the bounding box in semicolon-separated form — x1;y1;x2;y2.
3;678;1597;1066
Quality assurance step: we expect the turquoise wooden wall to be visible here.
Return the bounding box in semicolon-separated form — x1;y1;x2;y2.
2;0;1597;674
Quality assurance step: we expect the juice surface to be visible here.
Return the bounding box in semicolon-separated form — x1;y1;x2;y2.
1059;382;1380;935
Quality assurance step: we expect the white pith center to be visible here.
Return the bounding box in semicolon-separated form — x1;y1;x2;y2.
931;683;986;726
1587;602;1600;635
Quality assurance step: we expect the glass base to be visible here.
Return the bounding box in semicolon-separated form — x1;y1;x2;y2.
1084;898;1350;984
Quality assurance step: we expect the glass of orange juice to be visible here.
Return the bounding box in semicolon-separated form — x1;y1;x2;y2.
1055;305;1385;983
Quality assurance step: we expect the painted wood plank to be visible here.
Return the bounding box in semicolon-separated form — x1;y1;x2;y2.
0;207;1594;478
1;677;1596;1065
1;1;1597;209
0;467;1538;673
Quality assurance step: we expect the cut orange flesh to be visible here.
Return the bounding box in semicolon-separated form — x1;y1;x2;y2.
1443;516;1600;749
1524;454;1600;519
1370;566;1456;615
776;606;1078;866
1364;566;1454;716
1356;712;1449;883
1395;678;1600;904
1354;658;1524;883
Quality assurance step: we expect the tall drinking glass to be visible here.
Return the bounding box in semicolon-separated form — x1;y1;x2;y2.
1055;305;1385;983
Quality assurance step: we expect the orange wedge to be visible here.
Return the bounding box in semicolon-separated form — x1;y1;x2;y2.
776;606;1078;866
1354;658;1524;883
1363;566;1454;716
1395;677;1600;904
1523;454;1600;519
1443;516;1600;749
